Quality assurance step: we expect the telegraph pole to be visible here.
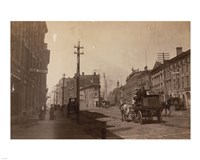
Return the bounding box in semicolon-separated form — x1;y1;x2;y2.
62;73;66;107
157;52;170;101
74;41;84;124
53;87;56;106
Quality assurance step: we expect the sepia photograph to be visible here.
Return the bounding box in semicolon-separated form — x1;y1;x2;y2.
1;0;200;160
11;21;190;139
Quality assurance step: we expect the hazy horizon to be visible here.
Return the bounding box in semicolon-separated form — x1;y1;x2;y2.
44;21;190;93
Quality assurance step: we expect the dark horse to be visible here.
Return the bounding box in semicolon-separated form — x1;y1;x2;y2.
161;101;171;116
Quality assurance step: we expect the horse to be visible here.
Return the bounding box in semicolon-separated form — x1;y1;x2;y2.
161;101;171;116
118;101;133;121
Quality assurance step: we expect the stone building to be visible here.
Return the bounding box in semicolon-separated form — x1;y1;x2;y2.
55;76;74;106
151;61;165;101
107;81;121;105
80;84;100;109
79;72;101;109
108;68;152;105
151;47;190;108
54;72;101;109
165;48;190;108
122;68;152;104
11;21;50;120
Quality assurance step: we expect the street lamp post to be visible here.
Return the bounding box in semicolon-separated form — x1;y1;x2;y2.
74;41;84;124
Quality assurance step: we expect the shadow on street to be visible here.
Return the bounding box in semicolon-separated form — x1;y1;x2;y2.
68;110;123;139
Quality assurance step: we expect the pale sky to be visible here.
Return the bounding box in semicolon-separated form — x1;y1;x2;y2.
45;21;190;93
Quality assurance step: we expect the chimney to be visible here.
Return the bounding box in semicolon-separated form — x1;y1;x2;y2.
176;47;182;56
117;80;119;88
82;72;84;75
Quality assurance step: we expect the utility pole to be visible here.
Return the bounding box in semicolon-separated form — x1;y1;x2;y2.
145;50;147;67
103;73;107;101
74;41;84;124
157;52;170;101
62;73;66;107
56;84;58;105
53;88;56;106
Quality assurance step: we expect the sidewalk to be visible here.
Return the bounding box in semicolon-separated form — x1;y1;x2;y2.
11;110;93;139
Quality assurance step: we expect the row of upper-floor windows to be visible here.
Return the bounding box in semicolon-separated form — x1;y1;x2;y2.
11;22;45;43
11;40;32;69
11;38;46;72
152;75;190;90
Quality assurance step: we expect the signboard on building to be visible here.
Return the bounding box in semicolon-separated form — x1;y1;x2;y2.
30;68;48;74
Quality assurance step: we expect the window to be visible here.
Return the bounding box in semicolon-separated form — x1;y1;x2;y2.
182;66;184;74
174;79;176;89
177;78;180;89
187;76;190;87
182;77;184;89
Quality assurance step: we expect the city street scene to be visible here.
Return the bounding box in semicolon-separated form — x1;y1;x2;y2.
11;21;190;139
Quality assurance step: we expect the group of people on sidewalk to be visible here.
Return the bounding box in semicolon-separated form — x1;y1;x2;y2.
39;104;55;120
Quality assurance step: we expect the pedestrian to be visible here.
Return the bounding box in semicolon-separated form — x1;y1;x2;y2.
39;104;45;120
165;96;172;116
174;99;178;110
50;105;55;120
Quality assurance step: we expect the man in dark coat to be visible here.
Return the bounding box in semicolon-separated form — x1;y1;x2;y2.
136;89;142;105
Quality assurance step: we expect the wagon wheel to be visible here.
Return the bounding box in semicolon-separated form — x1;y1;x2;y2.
157;108;162;122
148;116;153;121
157;116;162;122
124;114;128;121
132;112;137;123
138;111;143;124
135;111;143;124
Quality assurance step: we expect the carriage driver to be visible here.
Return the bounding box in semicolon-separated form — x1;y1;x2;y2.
132;95;137;107
119;99;125;110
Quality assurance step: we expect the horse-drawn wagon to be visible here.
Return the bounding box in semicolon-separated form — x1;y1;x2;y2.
131;92;162;124
67;98;77;118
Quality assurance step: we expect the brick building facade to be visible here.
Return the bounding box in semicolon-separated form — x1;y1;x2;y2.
151;47;190;108
54;72;101;109
11;21;50;119
108;68;152;105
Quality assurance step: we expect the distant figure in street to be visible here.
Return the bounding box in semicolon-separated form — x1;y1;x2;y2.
163;95;172;116
174;99;178;110
50;105;55;120
39;104;45;120
61;105;64;113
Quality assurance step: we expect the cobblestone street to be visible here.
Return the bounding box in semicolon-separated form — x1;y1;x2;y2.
81;106;190;139
11;106;190;139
